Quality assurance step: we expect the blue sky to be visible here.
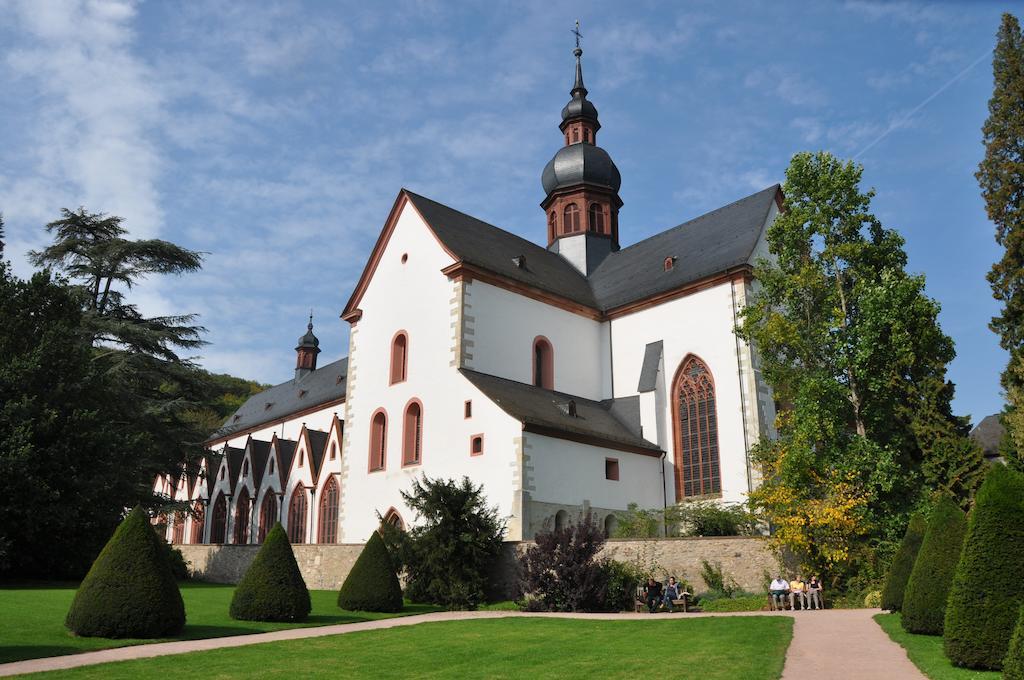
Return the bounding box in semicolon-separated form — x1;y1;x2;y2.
0;0;1018;424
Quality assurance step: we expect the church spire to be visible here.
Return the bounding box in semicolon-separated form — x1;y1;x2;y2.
540;24;622;272
294;311;320;381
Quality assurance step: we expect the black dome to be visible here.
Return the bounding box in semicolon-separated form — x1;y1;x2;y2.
541;143;621;196
561;95;598;124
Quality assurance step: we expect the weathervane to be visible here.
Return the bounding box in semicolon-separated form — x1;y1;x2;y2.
571;20;582;50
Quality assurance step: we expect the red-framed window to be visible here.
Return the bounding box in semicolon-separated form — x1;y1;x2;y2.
589;203;604;233
318;477;340;543
258;492;277;543
390;332;408;384
533;336;554;390
605;458;620;481
470;434;484;456
171;511;186;544
210;494;227;544
233;488;250;544
287;487;308;544
369;409;387;471
190;502;205;544
674;355;721;498
403;400;423;466
564;203;581;233
383;508;405;530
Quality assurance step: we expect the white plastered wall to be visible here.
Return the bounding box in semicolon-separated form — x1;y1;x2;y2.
215;406;340;450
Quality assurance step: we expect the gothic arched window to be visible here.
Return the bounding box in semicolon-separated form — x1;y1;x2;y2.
564;204;581;233
318;477;340;543
588;203;604;233
383;507;405;530
171;510;186;544
233;488;250;544
390;332;408;384
403;400;423;466
258;492;277;543
673;355;721;498
210;494;227;544
191;501;205;544
287;487;308;544
533;336;553;390
369;409;387;471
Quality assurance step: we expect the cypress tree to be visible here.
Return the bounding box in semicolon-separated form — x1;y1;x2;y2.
338;531;403;613
881;513;926;612
1004;604;1024;680
901;495;967;635
65;507;185;638
229;523;311;622
943;464;1024;669
979;13;1024;465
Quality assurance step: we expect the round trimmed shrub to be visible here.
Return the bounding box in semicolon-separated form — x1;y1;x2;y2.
229;523;310;622
1004;604;1024;680
901;495;967;635
881;513;926;612
65;506;185;638
943;464;1024;669
338;531;403;612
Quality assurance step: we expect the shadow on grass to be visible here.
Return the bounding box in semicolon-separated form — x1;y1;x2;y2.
0;647;82;664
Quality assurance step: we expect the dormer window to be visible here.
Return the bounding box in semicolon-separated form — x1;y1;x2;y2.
264;402;273;411
512;255;526;269
568;400;578;418
298;389;308;398
664;256;677;272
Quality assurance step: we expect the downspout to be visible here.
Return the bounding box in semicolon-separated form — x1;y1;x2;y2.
731;280;754;495
660;450;668;537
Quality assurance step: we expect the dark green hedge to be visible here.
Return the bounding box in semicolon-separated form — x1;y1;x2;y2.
65;506;186;638
881;513;926;612
338;531;403;613
1004;605;1024;680
229;523;310;622
943;464;1024;669
901;495;966;635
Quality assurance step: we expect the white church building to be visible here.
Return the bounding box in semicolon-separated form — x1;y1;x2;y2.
157;45;780;547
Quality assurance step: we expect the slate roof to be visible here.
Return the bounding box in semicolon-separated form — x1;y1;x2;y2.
970;414;1005;459
405;184;779;313
208;357;348;442
224;446;245;492
460;369;660;453
271;438;297;488
246;439;272;491
638;341;663;393
306;429;330;480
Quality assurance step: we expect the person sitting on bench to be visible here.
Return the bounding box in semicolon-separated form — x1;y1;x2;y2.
662;576;682;612
769;576;789;610
644;577;663;613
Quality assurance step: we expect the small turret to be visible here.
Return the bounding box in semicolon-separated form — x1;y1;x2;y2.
294;312;320;381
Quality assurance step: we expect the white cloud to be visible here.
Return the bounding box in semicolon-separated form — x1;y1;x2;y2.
745;66;827;108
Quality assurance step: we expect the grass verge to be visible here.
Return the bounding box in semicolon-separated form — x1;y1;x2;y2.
873;613;1000;680
15;616;794;679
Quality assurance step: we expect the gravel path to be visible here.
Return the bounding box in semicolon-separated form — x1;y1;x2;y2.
0;608;923;678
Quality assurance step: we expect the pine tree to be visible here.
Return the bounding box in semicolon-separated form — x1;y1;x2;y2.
901;495;967;635
337;531;403;613
980;13;1024;463
943;464;1024;669
881;513;926;611
1004;604;1024;680
65;507;185;638
230;523;310;622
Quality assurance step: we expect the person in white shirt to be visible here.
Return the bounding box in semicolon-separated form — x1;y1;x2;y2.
769;576;790;611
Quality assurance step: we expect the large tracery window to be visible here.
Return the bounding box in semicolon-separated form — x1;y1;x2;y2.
673;355;721;498
258;493;277;543
563;203;581;233
191;501;205;544
287;487;308;544
318;477;340;543
233;488;250;544
171;511;186;544
210;494;228;544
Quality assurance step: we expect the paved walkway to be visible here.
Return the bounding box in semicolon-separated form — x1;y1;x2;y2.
0;608;923;678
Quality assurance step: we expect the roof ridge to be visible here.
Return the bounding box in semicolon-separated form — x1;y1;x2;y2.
459;367;605;405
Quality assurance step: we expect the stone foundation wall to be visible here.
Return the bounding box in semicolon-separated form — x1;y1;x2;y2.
176;536;775;595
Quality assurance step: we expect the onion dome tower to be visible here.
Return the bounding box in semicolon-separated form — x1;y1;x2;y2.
541;29;622;275
294;312;320;380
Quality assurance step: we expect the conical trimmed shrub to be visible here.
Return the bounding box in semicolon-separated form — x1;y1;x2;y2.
230;523;311;622
338;531;402;612
901;495;966;635
65;506;185;638
1004;604;1024;680
881;513;926;612
943;464;1024;669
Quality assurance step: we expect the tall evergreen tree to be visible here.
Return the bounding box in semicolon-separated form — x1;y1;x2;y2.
979;14;1024;466
738;152;976;578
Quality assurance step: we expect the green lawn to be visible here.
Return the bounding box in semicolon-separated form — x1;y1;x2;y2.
0;582;439;665
874;613;1000;680
17;616;794;680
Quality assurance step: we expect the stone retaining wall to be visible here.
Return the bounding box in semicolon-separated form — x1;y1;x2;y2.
176;536;776;594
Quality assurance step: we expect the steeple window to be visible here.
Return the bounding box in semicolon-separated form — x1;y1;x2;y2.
563;204;581;233
588;203;604;233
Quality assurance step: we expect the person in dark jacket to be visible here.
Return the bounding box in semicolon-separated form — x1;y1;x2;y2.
644;577;663;613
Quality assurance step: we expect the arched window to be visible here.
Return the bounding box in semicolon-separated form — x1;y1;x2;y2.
390;332;408;384
673;355;721;498
242;459;249;477
584;129;591;143
330;443;337;460
403;400;423;466
233;488;250;544
171;511;186;544
369;410;387;471
210;494;227;544
548;211;556;241
287;487;308;544
318;477;340;543
269;457;275;475
563;204;581;233
383;508;405;530
554;510;568;531
533;336;553;390
572;127;579;142
258;492;277;543
604;514;618;538
588;203;604;233
190;502;205;544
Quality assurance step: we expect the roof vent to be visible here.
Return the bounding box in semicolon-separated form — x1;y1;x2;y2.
232;414;242;422
298;389;308;398
336;374;345;384
664;256;677;272
512;255;527;269
264;402;274;411
558;399;579;418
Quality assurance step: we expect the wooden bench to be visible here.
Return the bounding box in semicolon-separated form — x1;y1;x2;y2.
634;584;690;613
